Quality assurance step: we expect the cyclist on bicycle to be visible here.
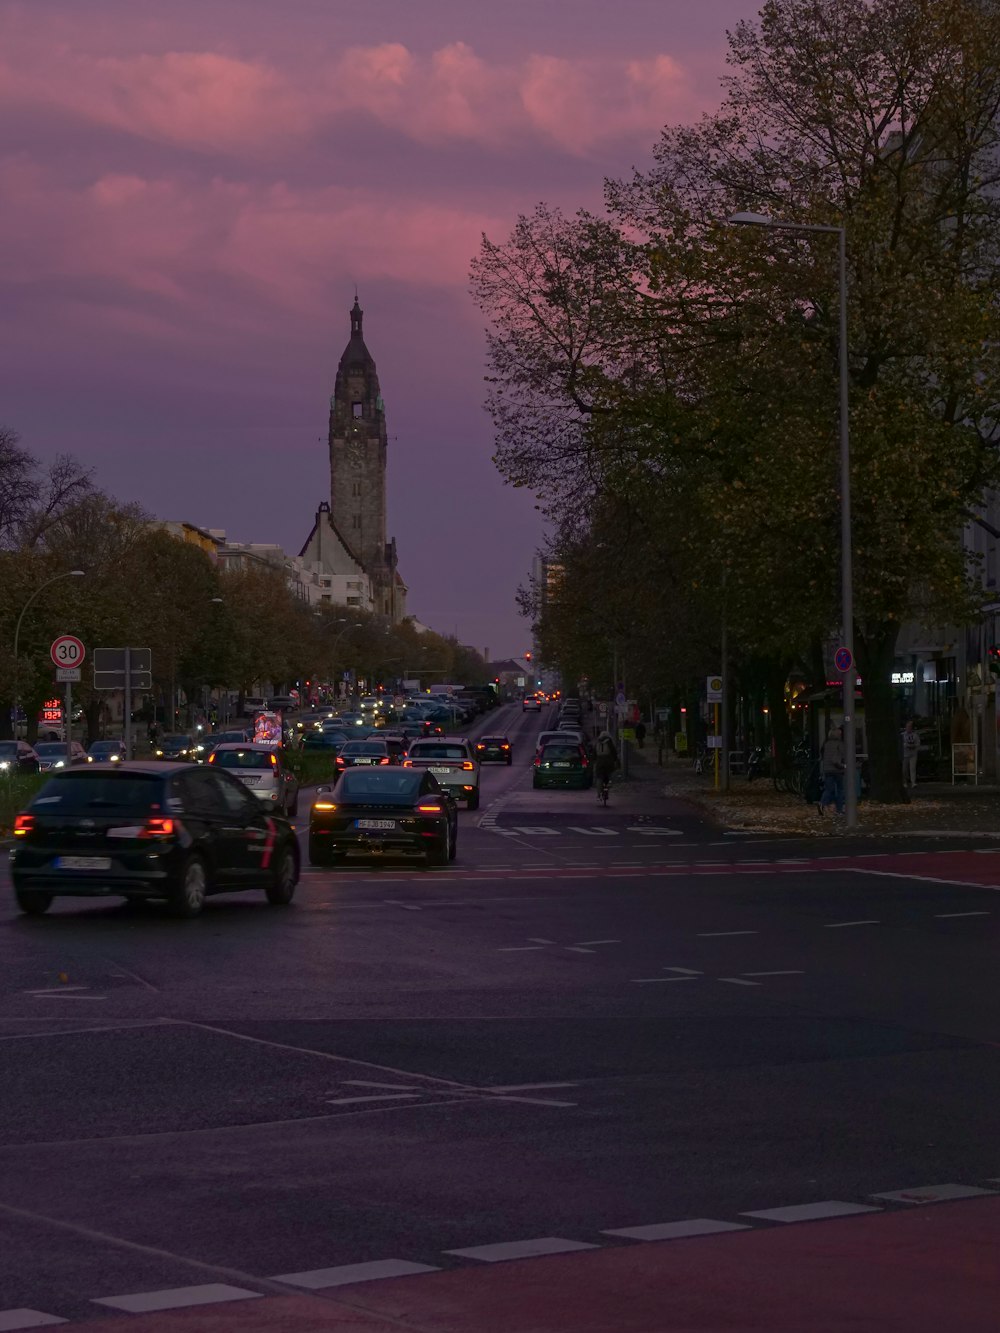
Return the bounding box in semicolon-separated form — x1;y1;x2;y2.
594;730;618;797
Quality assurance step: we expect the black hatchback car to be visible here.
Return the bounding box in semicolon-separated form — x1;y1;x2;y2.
309;768;457;866
10;762;300;918
475;735;512;765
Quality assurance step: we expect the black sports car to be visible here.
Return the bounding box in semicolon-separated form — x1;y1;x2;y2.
309;768;457;867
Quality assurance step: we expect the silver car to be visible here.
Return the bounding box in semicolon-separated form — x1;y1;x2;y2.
208;743;299;816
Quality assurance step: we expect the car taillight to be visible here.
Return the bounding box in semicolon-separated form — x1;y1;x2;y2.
270;754;278;766
139;817;175;838
13;813;34;837
313;801;337;811
207;754;215;763
501;743;510;750
402;760;413;767
533;757;541;767
379;757;390;765
461;761;475;771
335;757;345;767
417;803;442;813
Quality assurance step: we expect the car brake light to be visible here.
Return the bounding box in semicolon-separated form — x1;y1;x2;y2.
417;803;442;813
139;817;175;838
461;761;475;771
13;814;34;836
501;743;510;750
379;757;390;765
533;757;541;767
402;759;413;767
270;753;277;766
313;800;337;811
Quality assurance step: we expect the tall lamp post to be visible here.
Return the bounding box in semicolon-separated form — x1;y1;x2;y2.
12;569;86;741
728;212;855;828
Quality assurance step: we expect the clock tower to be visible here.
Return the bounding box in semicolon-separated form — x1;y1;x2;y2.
330;297;387;574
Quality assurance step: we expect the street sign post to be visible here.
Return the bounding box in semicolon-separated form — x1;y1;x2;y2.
56;667;81;683
706;675;723;703
835;646;854;673
93;648;153;760
50;635;85;670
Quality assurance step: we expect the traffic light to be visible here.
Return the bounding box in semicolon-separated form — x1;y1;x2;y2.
989;646;1000;676
493;676;500;684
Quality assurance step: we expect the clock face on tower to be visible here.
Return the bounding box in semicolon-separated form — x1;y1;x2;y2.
346;422;365;461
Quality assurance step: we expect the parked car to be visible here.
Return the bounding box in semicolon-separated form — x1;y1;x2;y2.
308;768;457;866
10;762;299;917
34;741;89;772
208;743;299;816
533;740;593;790
0;740;40;775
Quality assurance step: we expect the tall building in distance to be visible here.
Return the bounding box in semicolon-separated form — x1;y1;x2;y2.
300;298;407;619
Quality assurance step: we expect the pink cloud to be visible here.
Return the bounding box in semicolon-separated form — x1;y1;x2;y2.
0;23;694;157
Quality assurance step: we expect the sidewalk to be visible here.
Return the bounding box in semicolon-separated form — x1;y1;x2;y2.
628;747;1000;838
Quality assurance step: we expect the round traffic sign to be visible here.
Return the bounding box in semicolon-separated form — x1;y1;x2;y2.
50;635;85;669
834;646;853;673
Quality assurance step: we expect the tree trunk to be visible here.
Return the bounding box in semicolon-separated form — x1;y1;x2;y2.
856;622;904;804
0;699;11;741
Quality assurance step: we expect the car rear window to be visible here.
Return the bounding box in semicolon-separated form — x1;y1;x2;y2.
338;771;422;800
214;749;275;769
410;744;468;759
342;742;386;755
542;744;582;759
30;773;163;812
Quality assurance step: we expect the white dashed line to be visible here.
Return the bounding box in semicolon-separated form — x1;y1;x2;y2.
824;920;880;928
0;1312;67;1330
871;1184;997;1204
270;1260;439;1289
743;1201;880;1223
445;1237;597;1262
934;911;991;918
717;977;759;986
742;971;804;977
632;976;699;984
484;1082;579;1093
324;1094;419;1106
603;1219;750;1241
665;967;702;975
93;1285;262;1314
697;931;758;937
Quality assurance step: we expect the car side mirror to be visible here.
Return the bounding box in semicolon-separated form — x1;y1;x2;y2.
315;785;331;796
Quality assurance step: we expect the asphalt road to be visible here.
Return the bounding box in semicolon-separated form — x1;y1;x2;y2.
3;700;1000;1328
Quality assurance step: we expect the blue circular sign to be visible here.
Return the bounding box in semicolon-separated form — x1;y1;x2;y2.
834;646;854;673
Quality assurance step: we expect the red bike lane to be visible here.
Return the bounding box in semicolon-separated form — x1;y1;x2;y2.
72;1196;1000;1333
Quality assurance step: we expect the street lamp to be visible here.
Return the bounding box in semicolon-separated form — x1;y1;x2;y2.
12;570;85;741
728;211;855;828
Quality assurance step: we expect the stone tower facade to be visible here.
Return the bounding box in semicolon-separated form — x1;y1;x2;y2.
327;299;405;620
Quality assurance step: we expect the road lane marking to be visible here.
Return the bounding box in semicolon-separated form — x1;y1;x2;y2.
665;967;702;974
743;1201;880;1223
743;971;804;977
342;1080;418;1090
497;946;546;952
632;977;698;984
935;911;991;918
528;937;556;943
93;1285;262;1313
568;827;617;836
270;1260;439;1289
871;1184;997;1204
697;931;758;937
718;977;760;986
603;1219;750;1241
0;1312;68;1330
824;920;880;928
445;1237;597;1262
325;1094;420;1106
484;1083;579;1093
575;939;620;946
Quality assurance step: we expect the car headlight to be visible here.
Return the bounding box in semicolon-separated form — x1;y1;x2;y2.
54;760;65;768
110;754;121;762
0;762;10;771
155;749;163;756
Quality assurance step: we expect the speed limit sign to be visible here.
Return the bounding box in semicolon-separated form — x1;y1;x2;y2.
50;635;85;669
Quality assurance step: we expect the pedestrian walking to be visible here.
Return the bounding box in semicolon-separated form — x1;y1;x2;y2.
635;720;647;750
819;724;846;817
901;719;920;789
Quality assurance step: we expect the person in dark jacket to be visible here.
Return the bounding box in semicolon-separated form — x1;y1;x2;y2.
819;724;846;816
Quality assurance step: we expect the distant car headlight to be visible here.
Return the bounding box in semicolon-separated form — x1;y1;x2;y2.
155;749;164;756
54;760;65;768
0;761;9;771
110;754;121;762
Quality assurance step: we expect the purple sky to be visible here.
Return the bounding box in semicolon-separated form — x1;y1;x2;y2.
0;0;760;657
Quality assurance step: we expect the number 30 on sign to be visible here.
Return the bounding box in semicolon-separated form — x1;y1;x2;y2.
50;635;85;668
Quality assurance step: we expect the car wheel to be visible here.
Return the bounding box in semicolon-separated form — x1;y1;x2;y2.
169;855;208;918
467;788;480;810
427;827;450;867
266;845;298;905
308;836;331;867
15;889;53;916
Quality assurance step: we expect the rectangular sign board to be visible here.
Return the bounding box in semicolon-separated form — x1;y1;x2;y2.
56;667;81;683
93;647;152;692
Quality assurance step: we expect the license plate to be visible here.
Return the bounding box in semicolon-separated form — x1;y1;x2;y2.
355;758;375;765
55;856;112;870
355;819;395;830
240;776;262;786
553;762;572;769
430;766;454;775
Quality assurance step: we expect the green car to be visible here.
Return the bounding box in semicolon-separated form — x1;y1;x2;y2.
533;740;592;789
